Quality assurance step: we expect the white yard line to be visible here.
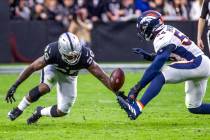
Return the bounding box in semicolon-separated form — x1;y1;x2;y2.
0;64;150;74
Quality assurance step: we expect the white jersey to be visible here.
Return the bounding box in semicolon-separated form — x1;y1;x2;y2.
153;26;210;109
153;25;203;61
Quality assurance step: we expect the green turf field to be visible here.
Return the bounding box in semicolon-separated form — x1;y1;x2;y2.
0;72;210;140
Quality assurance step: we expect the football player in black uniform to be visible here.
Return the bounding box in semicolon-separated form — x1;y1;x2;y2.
5;32;114;124
197;0;210;50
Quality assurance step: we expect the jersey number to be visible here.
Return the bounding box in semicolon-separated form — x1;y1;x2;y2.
174;30;192;46
86;50;94;65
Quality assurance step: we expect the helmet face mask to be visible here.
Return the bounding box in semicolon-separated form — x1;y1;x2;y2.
58;32;82;65
136;10;163;41
137;19;155;41
62;51;81;64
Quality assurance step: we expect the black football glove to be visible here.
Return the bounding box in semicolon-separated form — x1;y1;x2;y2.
116;91;128;100
128;83;142;101
5;85;17;103
132;48;156;61
128;88;138;101
133;48;178;62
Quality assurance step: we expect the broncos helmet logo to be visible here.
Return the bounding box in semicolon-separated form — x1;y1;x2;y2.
137;10;164;41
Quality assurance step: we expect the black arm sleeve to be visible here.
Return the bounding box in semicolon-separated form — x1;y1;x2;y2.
200;0;209;19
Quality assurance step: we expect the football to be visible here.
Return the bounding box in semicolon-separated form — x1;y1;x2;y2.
110;68;125;92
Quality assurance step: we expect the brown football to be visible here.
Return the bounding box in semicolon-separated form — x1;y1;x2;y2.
110;68;125;92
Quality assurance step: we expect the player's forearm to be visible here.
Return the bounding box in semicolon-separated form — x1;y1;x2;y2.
130;68;159;94
13;56;46;87
197;18;206;39
88;62;114;93
98;74;113;92
92;69;114;92
135;49;171;91
13;66;37;87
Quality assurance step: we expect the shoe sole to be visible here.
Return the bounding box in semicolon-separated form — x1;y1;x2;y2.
8;114;15;121
27;106;43;125
117;96;137;120
8;110;22;121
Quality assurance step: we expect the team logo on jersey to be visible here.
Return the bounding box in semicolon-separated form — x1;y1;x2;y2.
159;36;164;40
44;52;49;60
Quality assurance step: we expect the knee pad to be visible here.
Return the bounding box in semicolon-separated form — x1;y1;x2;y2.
28;86;42;102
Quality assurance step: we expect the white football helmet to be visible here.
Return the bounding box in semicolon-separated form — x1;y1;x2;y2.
58;32;82;65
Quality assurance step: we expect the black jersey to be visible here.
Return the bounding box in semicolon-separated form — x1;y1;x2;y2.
200;0;210;27
44;42;94;76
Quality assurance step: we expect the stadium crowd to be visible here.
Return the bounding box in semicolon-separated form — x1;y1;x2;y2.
10;0;204;23
9;0;204;46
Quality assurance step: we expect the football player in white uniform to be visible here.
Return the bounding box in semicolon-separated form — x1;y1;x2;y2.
5;32;115;124
117;10;210;120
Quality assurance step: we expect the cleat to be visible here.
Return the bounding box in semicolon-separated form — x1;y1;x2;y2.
8;107;23;121
27;106;44;125
117;96;142;120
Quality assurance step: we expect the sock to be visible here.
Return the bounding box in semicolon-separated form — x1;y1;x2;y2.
140;73;165;107
17;97;31;111
136;100;144;111
41;105;62;117
41;106;52;117
50;105;61;117
188;103;210;114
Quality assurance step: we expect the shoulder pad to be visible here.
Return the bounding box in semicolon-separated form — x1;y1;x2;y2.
153;30;174;53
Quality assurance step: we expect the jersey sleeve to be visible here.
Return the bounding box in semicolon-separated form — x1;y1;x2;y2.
200;0;209;19
43;45;54;64
153;31;174;53
81;47;95;68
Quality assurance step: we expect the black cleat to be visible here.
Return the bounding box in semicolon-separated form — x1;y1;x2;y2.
27;106;44;125
8;107;23;121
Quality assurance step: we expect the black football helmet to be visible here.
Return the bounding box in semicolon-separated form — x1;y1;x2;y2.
136;10;164;41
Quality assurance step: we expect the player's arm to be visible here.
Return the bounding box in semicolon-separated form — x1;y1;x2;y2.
197;0;208;50
128;44;176;99
197;18;206;50
14;56;46;86
5;56;47;103
87;61;115;93
132;47;178;61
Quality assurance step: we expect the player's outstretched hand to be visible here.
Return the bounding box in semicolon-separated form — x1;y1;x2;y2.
5;85;17;103
128;87;139;101
132;48;156;61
